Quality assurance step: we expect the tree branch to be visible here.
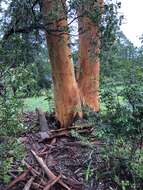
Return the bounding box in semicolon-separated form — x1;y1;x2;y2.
3;23;45;40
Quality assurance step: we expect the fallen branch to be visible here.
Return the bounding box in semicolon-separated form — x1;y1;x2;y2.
6;169;30;190
39;131;69;142
50;124;92;133
23;177;34;190
46;126;92;141
22;160;40;177
31;150;71;190
49;131;69;139
32;182;44;189
31;150;57;179
43;174;61;190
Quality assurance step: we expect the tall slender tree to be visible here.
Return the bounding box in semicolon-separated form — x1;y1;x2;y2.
42;0;82;127
77;0;104;112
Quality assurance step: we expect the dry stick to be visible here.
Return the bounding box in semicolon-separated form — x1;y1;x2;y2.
50;124;92;133
22;160;40;176
32;182;44;189
31;150;71;190
6;169;30;190
48;127;92;140
9;172;17;178
49;131;69;139
43;175;61;190
31;150;56;179
39;125;92;142
23;177;34;190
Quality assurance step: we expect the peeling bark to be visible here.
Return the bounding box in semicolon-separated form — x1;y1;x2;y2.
77;0;104;112
42;0;81;127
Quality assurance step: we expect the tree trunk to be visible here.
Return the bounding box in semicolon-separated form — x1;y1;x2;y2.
77;0;104;112
42;0;81;127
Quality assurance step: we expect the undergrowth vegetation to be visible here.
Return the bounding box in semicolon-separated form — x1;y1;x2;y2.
1;78;143;189
0;139;26;183
0;93;26;183
73;82;143;190
0;5;143;187
0;74;26;183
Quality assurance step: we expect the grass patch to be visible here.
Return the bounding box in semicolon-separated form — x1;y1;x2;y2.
23;86;125;113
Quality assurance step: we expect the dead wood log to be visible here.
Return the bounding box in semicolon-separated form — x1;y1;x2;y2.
31;150;71;190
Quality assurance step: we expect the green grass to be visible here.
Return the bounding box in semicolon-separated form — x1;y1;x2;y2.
23;96;51;112
23;85;125;112
23;95;124;114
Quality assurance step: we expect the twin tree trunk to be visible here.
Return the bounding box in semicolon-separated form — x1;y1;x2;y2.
77;0;104;112
42;0;103;127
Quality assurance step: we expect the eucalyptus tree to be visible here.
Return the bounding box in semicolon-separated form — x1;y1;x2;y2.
0;0;121;127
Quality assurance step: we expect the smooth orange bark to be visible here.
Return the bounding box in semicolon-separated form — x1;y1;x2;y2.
77;0;104;112
42;0;81;127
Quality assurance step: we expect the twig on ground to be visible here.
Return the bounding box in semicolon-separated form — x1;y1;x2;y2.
6;169;30;190
31;150;56;179
50;124;92;133
8;172;17;178
22;160;40;176
43;174;61;190
31;150;71;190
23;177;34;190
44;125;93;140
32;182;44;189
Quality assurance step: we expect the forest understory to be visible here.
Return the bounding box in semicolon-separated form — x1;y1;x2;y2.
1;110;143;190
1;0;143;189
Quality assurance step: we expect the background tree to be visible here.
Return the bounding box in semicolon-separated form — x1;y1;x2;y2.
76;0;104;112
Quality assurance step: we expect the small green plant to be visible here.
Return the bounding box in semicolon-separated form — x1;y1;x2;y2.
96;137;142;189
0;139;26;183
83;82;143;189
100;84;143;143
0;74;26;183
84;150;94;182
85;162;94;182
0;94;24;136
131;149;143;179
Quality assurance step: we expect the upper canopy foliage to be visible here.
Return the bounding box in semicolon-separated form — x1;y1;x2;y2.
0;0;122;46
